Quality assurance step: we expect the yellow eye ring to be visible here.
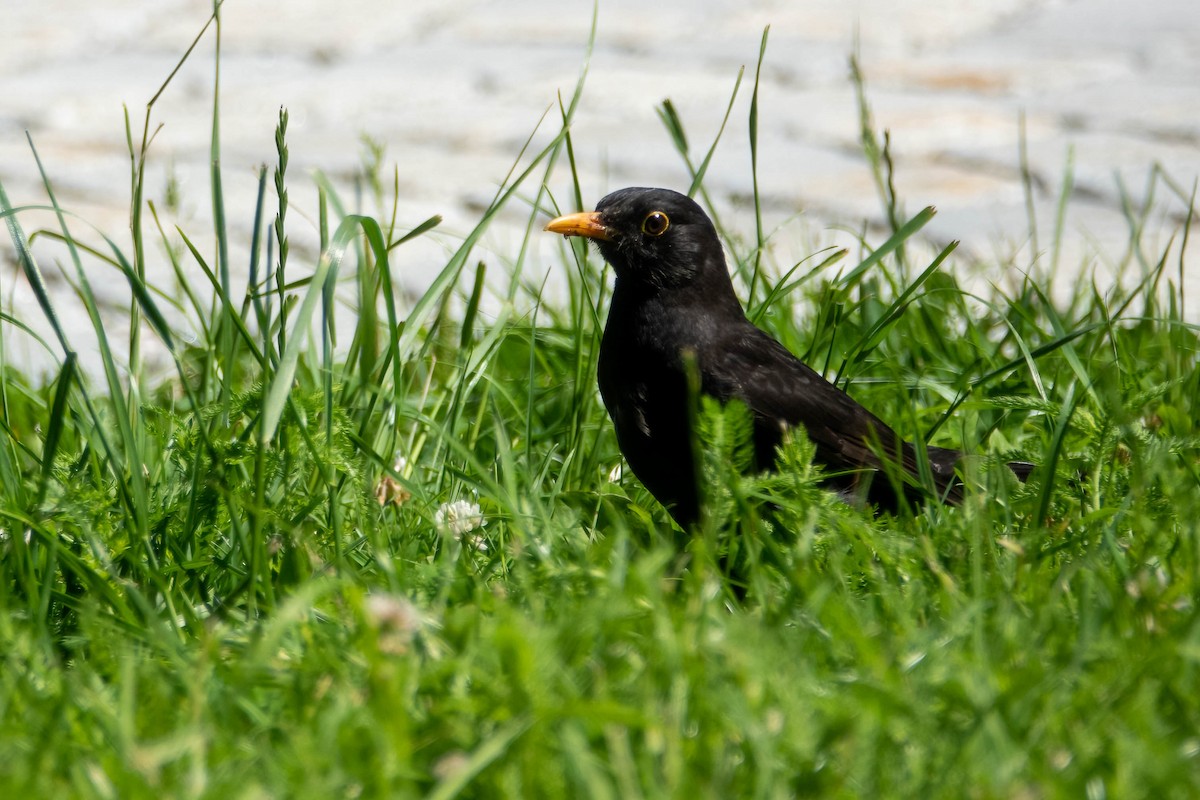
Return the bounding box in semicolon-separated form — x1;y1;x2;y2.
641;211;670;236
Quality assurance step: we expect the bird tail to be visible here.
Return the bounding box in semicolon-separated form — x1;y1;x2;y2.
926;452;1036;501
1007;460;1036;482
924;445;965;504
872;445;1035;511
866;442;964;509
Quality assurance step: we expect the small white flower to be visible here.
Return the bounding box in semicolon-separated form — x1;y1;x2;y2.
392;453;409;475
433;751;471;781
365;593;420;630
364;593;423;655
435;500;486;537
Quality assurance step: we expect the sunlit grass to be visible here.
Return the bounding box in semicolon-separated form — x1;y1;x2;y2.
2;6;1198;798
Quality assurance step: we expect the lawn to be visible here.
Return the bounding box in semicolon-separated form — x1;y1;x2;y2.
2;11;1198;800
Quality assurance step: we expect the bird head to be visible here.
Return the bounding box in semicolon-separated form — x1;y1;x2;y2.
545;187;724;290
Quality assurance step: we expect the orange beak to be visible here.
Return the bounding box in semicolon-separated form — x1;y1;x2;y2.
543;210;612;241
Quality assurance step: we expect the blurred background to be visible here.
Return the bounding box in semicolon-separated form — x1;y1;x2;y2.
4;0;1199;374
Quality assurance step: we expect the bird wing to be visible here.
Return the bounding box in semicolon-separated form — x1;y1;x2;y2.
700;324;962;500
700;327;891;468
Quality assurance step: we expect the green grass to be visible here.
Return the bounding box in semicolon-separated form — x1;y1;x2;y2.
3;9;1200;799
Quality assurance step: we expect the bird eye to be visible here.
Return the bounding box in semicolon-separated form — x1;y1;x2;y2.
641;211;670;236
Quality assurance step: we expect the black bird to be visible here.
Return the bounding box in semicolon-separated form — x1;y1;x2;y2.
546;187;1030;526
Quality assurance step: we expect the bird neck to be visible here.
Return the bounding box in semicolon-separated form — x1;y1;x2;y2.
608;270;749;358
615;274;744;320
612;247;744;314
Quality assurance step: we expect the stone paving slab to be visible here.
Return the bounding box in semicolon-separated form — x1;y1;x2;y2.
3;0;1198;377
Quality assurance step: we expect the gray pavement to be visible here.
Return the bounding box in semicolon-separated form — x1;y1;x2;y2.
3;0;1199;376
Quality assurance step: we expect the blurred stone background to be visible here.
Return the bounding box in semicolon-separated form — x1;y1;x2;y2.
4;0;1198;376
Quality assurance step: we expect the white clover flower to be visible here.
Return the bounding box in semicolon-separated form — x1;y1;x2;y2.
432;751;471;781
364;593;423;655
435;500;486;538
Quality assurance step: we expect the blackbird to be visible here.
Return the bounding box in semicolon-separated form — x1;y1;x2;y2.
546;187;1030;526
